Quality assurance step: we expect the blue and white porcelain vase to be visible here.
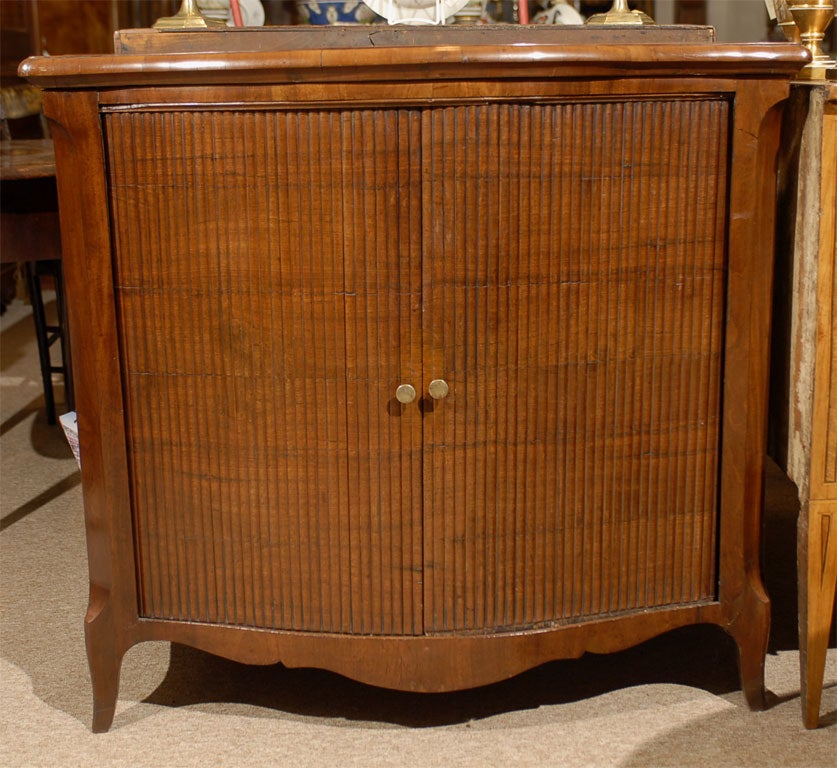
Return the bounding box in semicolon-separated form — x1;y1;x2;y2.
295;1;380;23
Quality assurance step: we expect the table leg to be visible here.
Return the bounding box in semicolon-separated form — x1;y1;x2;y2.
800;500;837;729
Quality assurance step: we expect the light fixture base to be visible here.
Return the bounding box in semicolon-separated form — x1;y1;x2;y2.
586;0;655;25
153;0;227;30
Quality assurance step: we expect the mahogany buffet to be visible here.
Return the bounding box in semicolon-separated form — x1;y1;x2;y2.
21;29;808;733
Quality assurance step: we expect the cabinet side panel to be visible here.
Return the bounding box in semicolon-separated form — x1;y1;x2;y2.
423;99;728;631
105;108;423;635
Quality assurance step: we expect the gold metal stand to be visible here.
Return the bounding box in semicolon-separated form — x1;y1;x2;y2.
586;0;655;25
153;0;226;30
783;1;836;80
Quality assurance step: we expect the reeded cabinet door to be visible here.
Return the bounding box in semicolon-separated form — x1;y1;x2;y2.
106;108;424;635
105;97;733;639
421;99;731;632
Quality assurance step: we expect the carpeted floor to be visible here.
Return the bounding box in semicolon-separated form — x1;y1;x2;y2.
1;296;834;767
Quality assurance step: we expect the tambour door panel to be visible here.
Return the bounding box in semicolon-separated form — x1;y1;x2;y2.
105;108;424;635
422;100;730;632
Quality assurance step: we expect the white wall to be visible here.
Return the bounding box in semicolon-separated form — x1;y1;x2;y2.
706;0;770;42
654;0;676;25
645;0;771;42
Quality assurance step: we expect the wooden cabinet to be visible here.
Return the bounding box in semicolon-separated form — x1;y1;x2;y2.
21;28;807;732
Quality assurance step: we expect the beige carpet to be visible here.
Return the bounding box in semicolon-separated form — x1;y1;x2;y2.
1;296;834;768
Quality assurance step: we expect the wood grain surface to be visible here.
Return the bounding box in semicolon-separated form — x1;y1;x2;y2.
29;32;804;731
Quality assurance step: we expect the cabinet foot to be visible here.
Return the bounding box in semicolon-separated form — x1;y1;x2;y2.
85;601;126;733
92;698;118;734
728;588;771;710
739;654;768;711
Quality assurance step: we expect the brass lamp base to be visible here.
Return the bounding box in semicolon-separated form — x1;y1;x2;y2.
794;60;837;79
586;9;655;25
586;0;655;25
153;0;226;29
785;1;837;81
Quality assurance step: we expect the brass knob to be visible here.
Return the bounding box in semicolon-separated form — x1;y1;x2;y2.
428;379;449;400
395;384;417;404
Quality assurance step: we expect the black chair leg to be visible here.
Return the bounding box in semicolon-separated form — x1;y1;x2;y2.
24;259;72;425
25;261;57;424
52;261;73;411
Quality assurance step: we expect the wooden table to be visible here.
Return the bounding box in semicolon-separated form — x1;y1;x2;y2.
0;138;72;424
1;138;56;180
1;140;62;263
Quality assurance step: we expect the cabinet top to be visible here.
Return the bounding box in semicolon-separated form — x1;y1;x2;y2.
20;27;809;89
